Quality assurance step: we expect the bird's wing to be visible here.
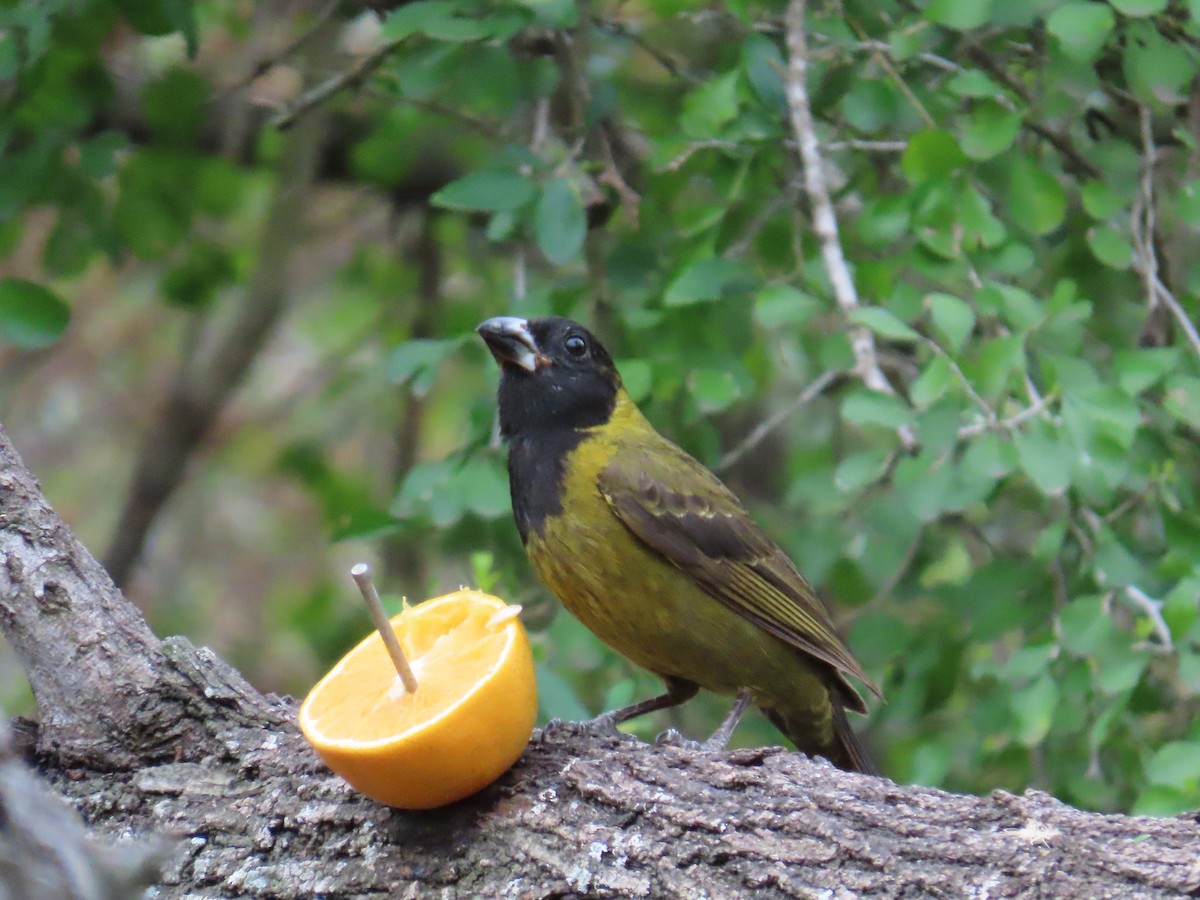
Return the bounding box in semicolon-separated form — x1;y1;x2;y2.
598;446;880;708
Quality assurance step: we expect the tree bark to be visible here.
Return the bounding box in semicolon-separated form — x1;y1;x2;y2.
2;421;1199;898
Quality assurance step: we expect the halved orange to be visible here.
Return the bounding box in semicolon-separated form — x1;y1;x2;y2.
298;588;537;809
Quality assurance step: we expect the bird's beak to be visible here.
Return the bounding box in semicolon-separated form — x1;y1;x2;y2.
477;317;545;373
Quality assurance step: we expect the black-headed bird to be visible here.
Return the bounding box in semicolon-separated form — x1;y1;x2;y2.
478;315;880;773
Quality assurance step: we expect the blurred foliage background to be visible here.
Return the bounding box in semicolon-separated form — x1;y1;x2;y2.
2;0;1200;816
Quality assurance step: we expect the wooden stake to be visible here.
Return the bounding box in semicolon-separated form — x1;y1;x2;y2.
351;562;418;694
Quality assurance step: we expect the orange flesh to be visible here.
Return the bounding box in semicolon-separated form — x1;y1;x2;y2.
303;597;510;744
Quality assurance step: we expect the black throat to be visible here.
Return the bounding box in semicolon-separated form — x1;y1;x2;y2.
506;427;591;544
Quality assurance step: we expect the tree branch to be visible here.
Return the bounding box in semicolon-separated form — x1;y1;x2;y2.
3;416;1200;897
783;0;916;451
1131;103;1200;361
717;369;839;473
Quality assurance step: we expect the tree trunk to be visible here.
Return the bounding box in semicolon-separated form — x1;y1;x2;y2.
2;421;1198;898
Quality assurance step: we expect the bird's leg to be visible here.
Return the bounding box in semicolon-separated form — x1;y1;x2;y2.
587;677;699;733
702;689;753;751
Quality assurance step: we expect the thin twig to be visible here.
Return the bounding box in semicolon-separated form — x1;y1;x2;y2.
383;91;507;141
848;40;958;72
925;337;995;424
846;16;934;128
784;0;916;451
1123;584;1174;653
956;389;1056;439
223;0;343;97
960;45;1102;179
271;35;402;128
591;17;700;85
717;369;839;472
1131;104;1200;361
825;140;909;152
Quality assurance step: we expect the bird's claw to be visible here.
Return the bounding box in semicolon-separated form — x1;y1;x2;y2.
655;728;702;750
586;712;620;734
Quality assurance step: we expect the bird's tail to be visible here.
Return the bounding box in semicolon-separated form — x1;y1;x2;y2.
765;700;879;776
830;699;879;776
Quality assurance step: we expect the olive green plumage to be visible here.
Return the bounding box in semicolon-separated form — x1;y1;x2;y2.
477;315;879;773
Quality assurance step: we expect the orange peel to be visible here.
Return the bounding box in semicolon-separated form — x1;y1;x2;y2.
299;589;536;809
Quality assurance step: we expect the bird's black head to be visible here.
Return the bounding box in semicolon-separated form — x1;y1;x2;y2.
477;316;621;438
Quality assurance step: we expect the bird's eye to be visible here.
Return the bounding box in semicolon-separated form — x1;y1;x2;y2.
564;334;588;357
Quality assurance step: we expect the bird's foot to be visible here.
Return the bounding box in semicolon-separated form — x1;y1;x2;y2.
655;728;702;751
701;689;754;752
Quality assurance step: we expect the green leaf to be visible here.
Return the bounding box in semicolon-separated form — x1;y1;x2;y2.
1002;643;1057;682
1014;423;1072;495
664;258;755;306
849;306;921;342
616;358;652;403
1163;375;1200;428
989;283;1043;332
901;130;967;183
1080;181;1125;220
1132;785;1200;817
841;390;915;429
1059;596;1113;656
511;0;577;26
960;432;1017;481
1177;178;1200;229
925;292;975;352
834;449;892;493
1093;530;1144;588
911;355;953;407
161;242;235;309
1096;639;1149;695
753;284;821;328
689;368;742;413
1009;158;1066;235
920;538;972;587
381;0;527;41
959;187;1007;249
1146;741;1200;788
1123;25;1195;106
78;132;130;180
1087;225;1133;269
534;178;586;265
842;80;900;133
1162;575;1200;640
431;170;535;212
117;0;199;54
743;34;786;112
1110;0;1167;14
925;0;993;30
857;195;911;245
143;67;210;144
0;278;70;349
960;101;1021;160
388;338;459;397
680;70;740;138
968;334;1026;398
947;69;1003;98
1046;3;1115;63
1010;673;1059;746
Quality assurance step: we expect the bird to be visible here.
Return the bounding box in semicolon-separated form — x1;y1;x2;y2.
477;315;881;773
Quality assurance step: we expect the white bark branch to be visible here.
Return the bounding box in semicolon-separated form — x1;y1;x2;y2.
1131;104;1200;360
783;0;916;450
